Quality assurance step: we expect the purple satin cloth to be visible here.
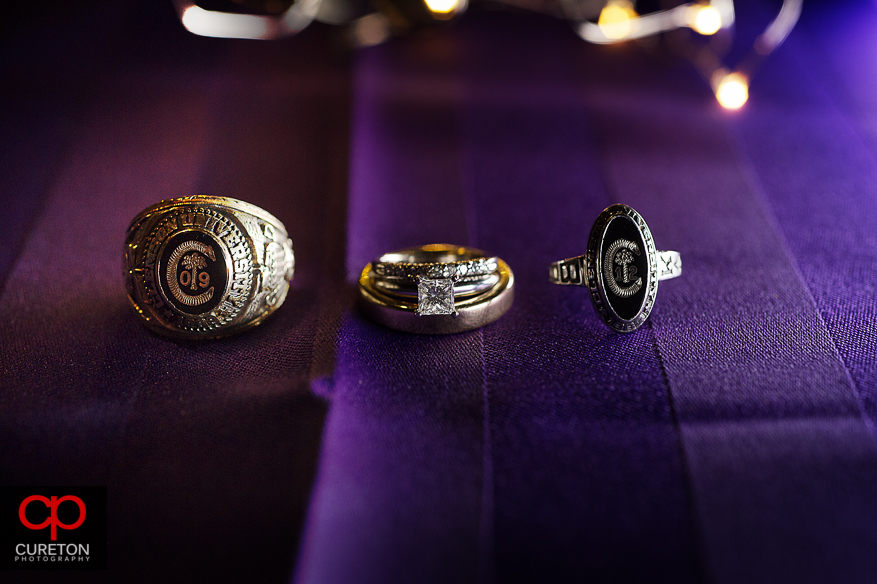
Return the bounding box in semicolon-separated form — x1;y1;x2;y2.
3;1;877;583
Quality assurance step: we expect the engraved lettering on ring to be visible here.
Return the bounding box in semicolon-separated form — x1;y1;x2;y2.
603;238;642;298
167;241;216;306
263;241;285;306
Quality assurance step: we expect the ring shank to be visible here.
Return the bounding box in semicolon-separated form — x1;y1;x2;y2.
656;250;682;281
377;244;485;264
373;244;498;283
548;255;587;286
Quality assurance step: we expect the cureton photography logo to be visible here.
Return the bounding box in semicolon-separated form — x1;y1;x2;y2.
0;487;106;570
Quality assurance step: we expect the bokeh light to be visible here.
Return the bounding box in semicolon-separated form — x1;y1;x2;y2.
424;0;464;16
715;72;749;110
353;13;391;47
598;1;638;41
691;5;722;36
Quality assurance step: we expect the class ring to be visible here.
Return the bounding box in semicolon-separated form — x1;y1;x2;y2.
358;244;514;334
549;204;681;333
124;195;295;339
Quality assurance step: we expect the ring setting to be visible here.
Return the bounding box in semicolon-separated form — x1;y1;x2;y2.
124;195;294;339
359;244;513;334
550;204;681;332
416;272;459;316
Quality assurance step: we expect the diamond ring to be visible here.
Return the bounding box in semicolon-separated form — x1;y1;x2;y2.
372;255;499;283
549;204;681;332
359;244;514;334
124;195;295;339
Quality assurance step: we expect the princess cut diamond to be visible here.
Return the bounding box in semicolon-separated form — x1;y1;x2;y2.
416;278;457;316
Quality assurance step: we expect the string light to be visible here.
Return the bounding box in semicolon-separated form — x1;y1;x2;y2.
690;5;722;36
172;0;800;110
424;0;466;17
714;72;749;110
597;1;638;41
572;0;799;109
180;5;272;39
175;0;317;40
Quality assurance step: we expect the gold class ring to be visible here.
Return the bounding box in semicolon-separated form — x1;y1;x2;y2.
358;244;514;334
124;195;294;339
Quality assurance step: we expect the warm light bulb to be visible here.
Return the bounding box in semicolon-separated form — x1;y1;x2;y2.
424;0;462;15
715;73;749;110
691;5;722;36
598;1;638;41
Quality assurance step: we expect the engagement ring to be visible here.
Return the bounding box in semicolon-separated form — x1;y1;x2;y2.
359;244;514;334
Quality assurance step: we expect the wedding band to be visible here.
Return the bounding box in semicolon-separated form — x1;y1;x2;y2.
372;255;499;282
124;195;295;339
549;204;681;332
359;244;514;334
373;273;501;298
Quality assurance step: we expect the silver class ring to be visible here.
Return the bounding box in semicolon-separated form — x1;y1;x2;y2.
124;195;295;339
549;204;681;332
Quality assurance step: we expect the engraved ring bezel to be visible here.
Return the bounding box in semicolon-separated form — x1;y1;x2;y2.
155;226;236;318
586;204;659;333
141;206;254;334
549;203;680;333
124;195;294;339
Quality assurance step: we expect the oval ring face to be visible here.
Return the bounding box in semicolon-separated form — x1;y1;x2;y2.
124;196;297;339
586;204;658;332
158;230;229;315
136;205;255;336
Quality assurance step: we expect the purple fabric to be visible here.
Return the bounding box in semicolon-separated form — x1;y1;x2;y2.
1;5;345;582
580;27;877;584
733;0;877;419
297;45;487;584
462;22;701;583
298;5;877;584
4;1;877;583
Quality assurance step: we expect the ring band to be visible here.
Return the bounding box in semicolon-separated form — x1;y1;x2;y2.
549;204;681;332
359;244;514;334
124;195;295;339
373;273;501;298
373;255;499;282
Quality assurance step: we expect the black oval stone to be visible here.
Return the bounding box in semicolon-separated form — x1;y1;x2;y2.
158;230;228;315
599;215;649;321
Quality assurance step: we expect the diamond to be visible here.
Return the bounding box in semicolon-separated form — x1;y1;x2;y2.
416;278;457;316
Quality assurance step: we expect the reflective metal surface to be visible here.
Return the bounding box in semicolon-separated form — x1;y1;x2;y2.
359;244;514;334
124;195;295;339
549;204;681;332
